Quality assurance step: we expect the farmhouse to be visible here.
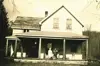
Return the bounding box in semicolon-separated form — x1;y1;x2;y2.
6;5;88;60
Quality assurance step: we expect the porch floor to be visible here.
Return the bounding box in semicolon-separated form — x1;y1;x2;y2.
14;58;88;65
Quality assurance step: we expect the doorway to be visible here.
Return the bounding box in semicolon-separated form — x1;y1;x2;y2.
21;38;39;58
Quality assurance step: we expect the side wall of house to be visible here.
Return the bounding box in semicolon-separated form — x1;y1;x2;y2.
41;8;83;35
12;29;23;35
12;29;38;35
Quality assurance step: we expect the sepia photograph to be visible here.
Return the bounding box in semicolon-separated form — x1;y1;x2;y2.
0;0;100;66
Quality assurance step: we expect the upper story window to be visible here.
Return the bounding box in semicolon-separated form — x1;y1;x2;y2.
66;18;72;30
53;18;59;29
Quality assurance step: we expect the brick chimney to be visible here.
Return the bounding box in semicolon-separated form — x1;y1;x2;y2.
45;11;48;17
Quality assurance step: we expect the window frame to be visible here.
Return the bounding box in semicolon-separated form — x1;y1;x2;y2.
66;18;72;30
53;17;59;29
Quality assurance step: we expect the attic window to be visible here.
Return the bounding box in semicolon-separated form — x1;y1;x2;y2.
66;18;72;30
53;18;59;29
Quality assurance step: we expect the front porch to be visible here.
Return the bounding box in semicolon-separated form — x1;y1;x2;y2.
5;31;88;60
39;39;87;60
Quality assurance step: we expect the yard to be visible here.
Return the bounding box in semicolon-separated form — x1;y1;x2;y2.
4;58;100;66
5;61;82;66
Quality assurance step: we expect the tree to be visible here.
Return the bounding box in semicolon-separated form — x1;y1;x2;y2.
0;0;8;65
83;30;100;59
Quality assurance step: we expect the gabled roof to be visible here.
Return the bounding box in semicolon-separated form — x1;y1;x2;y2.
39;5;84;27
12;16;44;30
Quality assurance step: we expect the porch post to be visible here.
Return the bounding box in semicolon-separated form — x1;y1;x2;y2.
38;38;41;58
63;39;66;60
86;39;88;60
21;44;23;58
5;39;8;56
14;39;17;57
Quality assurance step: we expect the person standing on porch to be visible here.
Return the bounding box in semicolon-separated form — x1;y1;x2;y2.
48;48;53;59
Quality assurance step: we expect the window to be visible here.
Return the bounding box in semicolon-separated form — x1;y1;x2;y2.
47;43;52;49
53;18;59;29
66;18;72;30
23;29;29;33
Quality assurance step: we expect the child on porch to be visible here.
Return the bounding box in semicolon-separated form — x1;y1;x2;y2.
53;48;58;59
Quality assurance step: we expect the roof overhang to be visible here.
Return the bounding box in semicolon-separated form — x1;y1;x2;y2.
6;36;20;40
15;31;88;39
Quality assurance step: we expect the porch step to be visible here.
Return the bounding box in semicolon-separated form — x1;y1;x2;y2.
14;59;88;65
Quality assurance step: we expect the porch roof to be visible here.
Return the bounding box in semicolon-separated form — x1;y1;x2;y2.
15;31;88;39
6;36;20;40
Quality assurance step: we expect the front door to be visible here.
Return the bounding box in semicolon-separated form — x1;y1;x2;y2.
29;39;39;58
22;38;39;58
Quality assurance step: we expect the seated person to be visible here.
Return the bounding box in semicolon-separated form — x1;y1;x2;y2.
53;48;58;59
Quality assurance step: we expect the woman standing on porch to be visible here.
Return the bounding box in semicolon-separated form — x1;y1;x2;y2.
48;48;53;59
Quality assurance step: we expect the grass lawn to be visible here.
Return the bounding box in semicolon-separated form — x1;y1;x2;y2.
4;59;100;66
5;62;80;66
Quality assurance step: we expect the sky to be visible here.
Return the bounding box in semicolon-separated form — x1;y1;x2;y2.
3;0;100;31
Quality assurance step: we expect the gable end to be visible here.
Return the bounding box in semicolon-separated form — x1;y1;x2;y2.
39;5;84;27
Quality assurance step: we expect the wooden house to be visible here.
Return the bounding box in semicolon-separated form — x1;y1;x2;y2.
6;6;88;60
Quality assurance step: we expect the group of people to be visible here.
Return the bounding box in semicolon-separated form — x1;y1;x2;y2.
48;48;58;59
